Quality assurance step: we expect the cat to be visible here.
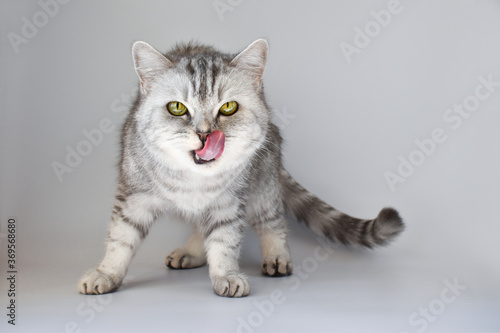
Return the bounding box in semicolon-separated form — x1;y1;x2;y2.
78;39;404;297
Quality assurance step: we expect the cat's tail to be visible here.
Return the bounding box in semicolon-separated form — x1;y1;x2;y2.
279;169;404;248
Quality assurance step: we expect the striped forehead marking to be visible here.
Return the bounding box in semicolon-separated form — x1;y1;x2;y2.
184;56;221;100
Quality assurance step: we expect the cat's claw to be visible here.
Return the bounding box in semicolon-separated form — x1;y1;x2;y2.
262;256;293;277
212;274;250;297
78;269;120;295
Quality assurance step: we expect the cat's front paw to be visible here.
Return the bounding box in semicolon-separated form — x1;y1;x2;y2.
78;269;121;295
262;256;293;277
212;274;250;297
166;249;206;269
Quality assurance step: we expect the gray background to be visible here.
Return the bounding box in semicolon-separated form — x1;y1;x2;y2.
1;0;499;332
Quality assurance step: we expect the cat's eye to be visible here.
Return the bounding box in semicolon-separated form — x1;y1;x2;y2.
167;101;188;116
219;101;239;116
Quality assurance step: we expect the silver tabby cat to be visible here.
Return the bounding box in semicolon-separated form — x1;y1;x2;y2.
78;39;404;297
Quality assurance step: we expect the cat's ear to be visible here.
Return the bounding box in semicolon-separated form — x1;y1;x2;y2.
132;41;173;94
231;39;269;89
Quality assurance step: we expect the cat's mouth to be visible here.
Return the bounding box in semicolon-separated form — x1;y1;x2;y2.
192;130;225;165
192;151;215;165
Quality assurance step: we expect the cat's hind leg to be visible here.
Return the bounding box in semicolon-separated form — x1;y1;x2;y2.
166;227;207;269
253;217;293;277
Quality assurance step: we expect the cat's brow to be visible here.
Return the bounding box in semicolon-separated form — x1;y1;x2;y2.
185;56;221;101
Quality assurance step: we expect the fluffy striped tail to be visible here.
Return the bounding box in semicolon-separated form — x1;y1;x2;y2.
280;169;404;248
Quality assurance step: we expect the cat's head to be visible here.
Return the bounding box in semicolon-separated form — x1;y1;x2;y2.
131;39;270;174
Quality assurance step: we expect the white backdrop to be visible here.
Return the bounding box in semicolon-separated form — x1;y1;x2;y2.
1;1;499;332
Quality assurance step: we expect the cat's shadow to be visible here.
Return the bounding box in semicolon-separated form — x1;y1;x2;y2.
120;265;212;291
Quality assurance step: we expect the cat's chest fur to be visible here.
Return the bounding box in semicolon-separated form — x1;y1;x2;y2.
158;166;245;217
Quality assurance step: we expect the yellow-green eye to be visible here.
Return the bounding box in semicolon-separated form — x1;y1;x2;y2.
219;101;239;116
167;101;188;116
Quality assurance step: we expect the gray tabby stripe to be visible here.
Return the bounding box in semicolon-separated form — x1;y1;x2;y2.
121;216;148;239
203;216;243;237
107;237;134;250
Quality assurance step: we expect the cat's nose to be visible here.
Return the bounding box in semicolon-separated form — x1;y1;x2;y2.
196;132;210;143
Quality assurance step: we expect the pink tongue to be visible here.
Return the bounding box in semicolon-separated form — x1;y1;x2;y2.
195;130;225;161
